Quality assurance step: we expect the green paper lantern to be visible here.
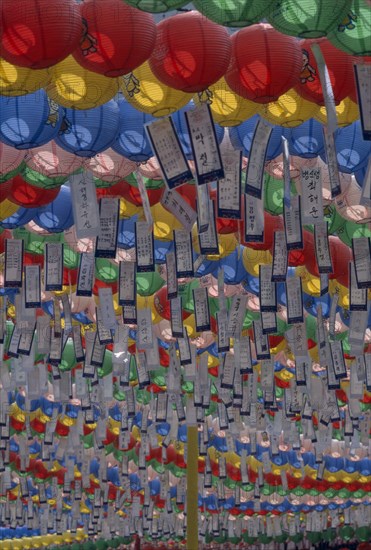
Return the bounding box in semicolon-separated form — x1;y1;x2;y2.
21;165;68;188
122;0;187;14
306;531;323;544
95;258;118;283
340;525;355;540
63;244;79;270
137;270;165;296
328;0;371;55
356;526;371;542
193;0;276;27
268;0;353;38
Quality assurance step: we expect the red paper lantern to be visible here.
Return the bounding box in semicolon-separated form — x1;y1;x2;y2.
73;0;156;77
0;0;83;69
295;38;356;105
225;23;302;103
149;11;231;93
8;176;60;208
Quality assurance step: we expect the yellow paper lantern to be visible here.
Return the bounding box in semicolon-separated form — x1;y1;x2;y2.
242;248;273;276
151;202;184;241
0;198;19;221
261;88;318;127
47;56;119;109
314;97;359;128
120;61;192;117
0;58;50;96
195;77;260;127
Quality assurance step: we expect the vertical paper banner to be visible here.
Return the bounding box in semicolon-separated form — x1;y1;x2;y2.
145;117;193;188
354;64;371;140
185;103;224;184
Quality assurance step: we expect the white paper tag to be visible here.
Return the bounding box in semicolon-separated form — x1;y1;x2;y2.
185;103;224;184
354;64;371;140
4;239;24;288
135;221;154;273
227;294;247;338
311;44;338;135
253;320;270;359
45;242;63;291
98;287;117;331
72;325;84;363
217;309;229;353
244;195;264;243
76;252;95;297
349;261;367;311
161;188;197;233
360;158;371;207
174;230;194;277
123;303;137;325
137;308;154;350
330;340;347;380
323;129;342;197
165;251;178;299
314;222;333;273
261;311;277;334
301;167;323;225
352;237;371;289
193;287;210;332
199;200;218;255
24;265;41;308
95;198;120;259
259;264;276;312
284;195;303;250
145;117;192;189
272;230;288;282
177;328;192;366
170;296;183;338
70;171;100;238
286;276;303;324
245;118;272;198
118;261;136;306
135;171;153;227
217;149;242;219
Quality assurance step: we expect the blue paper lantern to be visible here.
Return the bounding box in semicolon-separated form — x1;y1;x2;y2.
288;118;325;158
55;100;120;157
324;120;371;174
0;206;39;229
0;90;64;149
229;115;285;161
172;100;225;160
33;185;74;232
112;99;154;162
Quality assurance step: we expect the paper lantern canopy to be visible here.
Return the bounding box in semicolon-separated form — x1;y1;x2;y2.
73;0;156;77
327;0;371;56
225;24;303;103
7;175;61;208
267;0;354;38
0;0;82;69
149;11;231;93
0;90;64;150
55;100;120;157
193;0;276;27
295;39;356;105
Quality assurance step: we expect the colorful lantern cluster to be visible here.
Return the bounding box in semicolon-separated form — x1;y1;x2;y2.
0;2;370;549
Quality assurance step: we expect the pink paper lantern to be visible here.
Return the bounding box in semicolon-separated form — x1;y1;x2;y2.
0;142;25;176
25;141;85;178
86;148;137;182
